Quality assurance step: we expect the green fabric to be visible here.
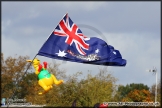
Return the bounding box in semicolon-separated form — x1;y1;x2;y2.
38;69;51;80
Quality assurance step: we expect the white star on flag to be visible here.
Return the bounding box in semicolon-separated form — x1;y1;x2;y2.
56;50;67;57
95;49;99;53
113;51;116;55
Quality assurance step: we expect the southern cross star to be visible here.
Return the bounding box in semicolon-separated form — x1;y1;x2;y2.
56;50;67;57
113;51;116;55
95;49;99;53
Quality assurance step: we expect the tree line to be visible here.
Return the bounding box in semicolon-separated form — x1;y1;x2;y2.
1;53;161;107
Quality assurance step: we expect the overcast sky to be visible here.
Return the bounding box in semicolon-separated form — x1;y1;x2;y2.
2;1;161;88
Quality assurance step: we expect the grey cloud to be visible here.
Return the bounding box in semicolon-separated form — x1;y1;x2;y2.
2;2;160;37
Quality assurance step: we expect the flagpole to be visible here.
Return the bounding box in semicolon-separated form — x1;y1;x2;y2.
155;69;157;107
7;13;68;105
40;13;67;48
146;67;158;107
8;54;38;106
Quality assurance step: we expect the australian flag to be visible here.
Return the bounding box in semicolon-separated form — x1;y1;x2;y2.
37;13;126;66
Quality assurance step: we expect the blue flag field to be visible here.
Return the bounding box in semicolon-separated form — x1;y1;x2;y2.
37;13;126;66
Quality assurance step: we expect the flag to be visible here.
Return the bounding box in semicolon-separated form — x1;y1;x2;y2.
37;13;126;66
